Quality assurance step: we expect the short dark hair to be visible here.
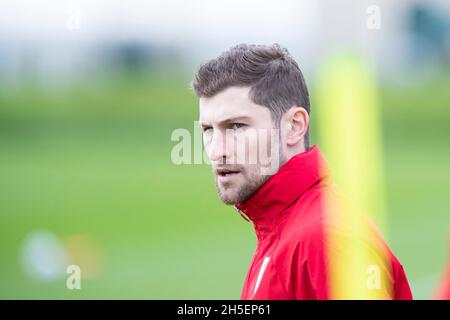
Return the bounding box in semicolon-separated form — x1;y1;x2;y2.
192;43;311;148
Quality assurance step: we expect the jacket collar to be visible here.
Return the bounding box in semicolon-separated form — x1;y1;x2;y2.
235;145;331;236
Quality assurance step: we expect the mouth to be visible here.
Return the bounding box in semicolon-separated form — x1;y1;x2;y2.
216;168;241;181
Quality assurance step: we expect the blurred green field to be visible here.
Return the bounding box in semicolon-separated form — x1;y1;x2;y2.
0;74;449;299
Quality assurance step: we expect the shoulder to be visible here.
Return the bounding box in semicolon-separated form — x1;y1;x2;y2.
276;183;336;252
273;184;330;267
272;183;412;299
274;182;394;272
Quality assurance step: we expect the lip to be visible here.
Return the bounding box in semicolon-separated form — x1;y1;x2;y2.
216;171;240;183
215;168;241;183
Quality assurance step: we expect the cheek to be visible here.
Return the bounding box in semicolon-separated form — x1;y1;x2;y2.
235;132;259;159
240;165;260;184
203;135;212;151
256;130;273;162
234;126;277;166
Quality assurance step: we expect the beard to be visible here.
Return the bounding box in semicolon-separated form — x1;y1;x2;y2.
214;167;272;205
212;129;288;205
213;151;287;205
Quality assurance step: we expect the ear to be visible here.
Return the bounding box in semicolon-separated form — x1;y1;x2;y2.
284;107;309;146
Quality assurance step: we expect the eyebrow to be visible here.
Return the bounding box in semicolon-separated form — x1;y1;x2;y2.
200;116;252;128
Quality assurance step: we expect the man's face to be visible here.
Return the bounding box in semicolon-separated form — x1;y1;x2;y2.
199;86;284;205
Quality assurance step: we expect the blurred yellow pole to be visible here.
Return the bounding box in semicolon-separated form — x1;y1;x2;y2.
316;53;389;299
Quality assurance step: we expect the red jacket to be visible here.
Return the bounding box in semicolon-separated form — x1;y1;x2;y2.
235;145;412;300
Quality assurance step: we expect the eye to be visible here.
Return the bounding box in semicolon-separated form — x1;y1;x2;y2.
202;126;213;133
231;123;247;130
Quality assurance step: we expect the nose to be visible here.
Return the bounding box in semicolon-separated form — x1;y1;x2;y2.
206;129;233;164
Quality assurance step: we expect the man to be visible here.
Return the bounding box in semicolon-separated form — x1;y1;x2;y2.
192;44;412;299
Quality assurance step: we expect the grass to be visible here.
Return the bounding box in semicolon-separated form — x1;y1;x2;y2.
0;74;449;299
